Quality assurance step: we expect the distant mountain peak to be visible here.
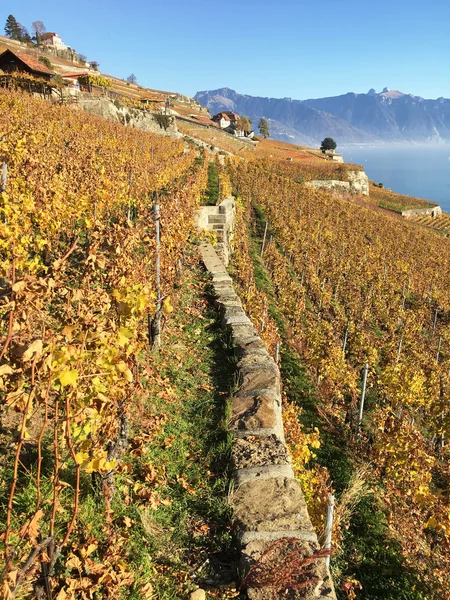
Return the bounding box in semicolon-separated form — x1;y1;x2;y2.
194;87;450;144
379;88;406;99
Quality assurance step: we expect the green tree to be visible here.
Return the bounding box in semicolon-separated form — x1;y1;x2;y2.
320;137;337;152
4;14;22;40
237;116;251;132
258;118;270;138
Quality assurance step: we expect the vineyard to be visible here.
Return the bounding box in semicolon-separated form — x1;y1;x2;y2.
257;156;363;183
2;78;450;600
227;159;450;599
369;185;437;213
408;211;450;235
0;87;234;599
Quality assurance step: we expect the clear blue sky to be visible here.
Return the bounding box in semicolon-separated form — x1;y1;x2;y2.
5;0;450;100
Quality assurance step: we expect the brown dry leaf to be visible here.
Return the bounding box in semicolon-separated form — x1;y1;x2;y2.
18;509;44;542
66;577;92;590
143;464;158;484
12;281;26;293
66;554;83;572
55;588;67;600
22;339;43;362
139;582;154;598
123;516;133;528
1;580;13;600
177;476;196;495
83;559;105;575
80;543;98;558
198;384;213;392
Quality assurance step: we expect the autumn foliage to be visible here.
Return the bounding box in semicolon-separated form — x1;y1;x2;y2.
228;157;450;597
0;88;207;598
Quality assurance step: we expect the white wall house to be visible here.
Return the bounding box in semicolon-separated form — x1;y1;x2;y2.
40;32;68;49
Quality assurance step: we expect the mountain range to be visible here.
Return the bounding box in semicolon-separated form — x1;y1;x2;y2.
194;87;450;145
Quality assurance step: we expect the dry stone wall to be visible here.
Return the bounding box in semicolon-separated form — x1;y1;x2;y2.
306;170;369;196
199;239;336;600
402;205;442;217
76;95;180;137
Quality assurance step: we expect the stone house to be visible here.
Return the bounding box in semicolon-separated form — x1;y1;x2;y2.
40;32;67;49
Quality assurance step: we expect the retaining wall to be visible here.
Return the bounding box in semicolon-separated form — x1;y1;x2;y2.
199;240;336;600
306;170;369;196
402;205;442;217
76;95;179;137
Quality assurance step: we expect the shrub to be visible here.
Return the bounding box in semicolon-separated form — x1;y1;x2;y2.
38;56;52;69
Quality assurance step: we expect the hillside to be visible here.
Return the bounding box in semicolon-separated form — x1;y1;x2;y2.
195;87;450;144
1;55;450;600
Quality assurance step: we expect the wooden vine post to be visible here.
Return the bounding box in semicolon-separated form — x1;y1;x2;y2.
358;363;369;433
342;321;349;354
1;135;7;194
261;221;268;257
150;202;162;348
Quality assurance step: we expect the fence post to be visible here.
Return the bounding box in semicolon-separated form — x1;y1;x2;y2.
274;342;280;363
261;222;268;257
324;494;335;568
396;338;402;364
342;321;349;354
1;161;7;193
358;363;369;433
436;335;442;364
149;203;162;348
433;307;439;335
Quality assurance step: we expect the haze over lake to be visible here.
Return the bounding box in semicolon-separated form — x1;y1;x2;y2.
340;145;450;213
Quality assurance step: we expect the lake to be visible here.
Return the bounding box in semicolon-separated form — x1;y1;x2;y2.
340;145;450;212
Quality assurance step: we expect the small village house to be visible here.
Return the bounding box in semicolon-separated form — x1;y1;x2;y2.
212;111;239;129
211;111;254;138
0;48;53;80
40;32;68;49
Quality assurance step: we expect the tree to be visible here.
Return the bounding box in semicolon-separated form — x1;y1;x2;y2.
90;61;100;71
127;73;137;84
237;116;251;133
258;118;270;138
19;24;32;43
320;137;337;153
78;53;87;63
31;20;46;44
4;14;22;40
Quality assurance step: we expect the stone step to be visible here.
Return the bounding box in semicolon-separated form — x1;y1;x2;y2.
212;223;225;231
208;214;227;224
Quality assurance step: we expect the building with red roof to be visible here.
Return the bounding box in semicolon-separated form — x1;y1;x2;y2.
40;32;68;49
0;49;53;80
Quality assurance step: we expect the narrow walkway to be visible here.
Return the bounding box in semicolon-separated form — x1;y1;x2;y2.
200;241;336;600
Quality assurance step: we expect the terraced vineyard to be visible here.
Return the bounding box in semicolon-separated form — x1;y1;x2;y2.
228;157;450;600
0;87;210;599
408;211;450;234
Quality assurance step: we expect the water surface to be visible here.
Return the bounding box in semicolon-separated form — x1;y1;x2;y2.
340;145;450;212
